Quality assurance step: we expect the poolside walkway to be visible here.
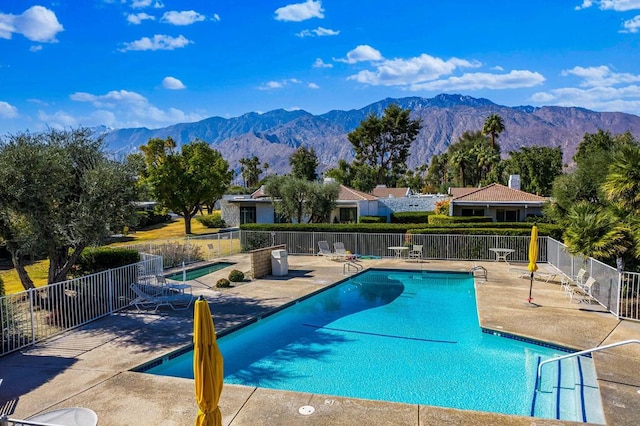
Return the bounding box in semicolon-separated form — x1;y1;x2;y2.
1;254;639;425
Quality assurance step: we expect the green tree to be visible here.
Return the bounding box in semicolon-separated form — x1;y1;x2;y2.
347;104;421;186
264;176;339;223
563;201;629;263
482;113;505;149
289;146;319;181
141;138;232;234
504;146;563;195
324;160;377;192
239;156;265;188
0;128;137;288
425;154;449;193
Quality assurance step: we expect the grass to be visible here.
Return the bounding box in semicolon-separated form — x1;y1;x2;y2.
1;215;222;295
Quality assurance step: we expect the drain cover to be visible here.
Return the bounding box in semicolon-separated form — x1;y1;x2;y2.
299;405;315;415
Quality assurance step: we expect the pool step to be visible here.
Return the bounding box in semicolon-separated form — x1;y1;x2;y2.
532;356;604;424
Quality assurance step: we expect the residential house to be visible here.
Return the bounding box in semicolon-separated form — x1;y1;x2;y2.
448;177;548;221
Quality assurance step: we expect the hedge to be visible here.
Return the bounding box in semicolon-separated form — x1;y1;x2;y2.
71;247;140;277
359;215;387;224
390;211;434;224
133;210;172;230
408;224;563;240
240;223;416;233
428;215;493;225
197;212;226;228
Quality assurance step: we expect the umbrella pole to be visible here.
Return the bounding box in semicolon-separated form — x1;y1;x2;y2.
528;272;534;303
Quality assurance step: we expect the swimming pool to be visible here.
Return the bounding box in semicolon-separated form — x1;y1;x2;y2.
141;269;604;423
164;262;234;281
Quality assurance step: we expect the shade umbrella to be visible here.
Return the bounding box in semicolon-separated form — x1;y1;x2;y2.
194;296;224;426
527;223;539;304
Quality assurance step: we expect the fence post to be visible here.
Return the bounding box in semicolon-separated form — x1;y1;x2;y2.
616;271;622;319
29;288;36;344
108;269;114;316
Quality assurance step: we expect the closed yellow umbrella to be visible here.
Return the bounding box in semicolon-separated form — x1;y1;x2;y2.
527;224;539;304
194;296;224;426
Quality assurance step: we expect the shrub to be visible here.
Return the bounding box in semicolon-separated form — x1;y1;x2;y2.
197;212;226;228
71;247;140;277
0;275;4;297
428;215;493;225
133;210;171;230
216;278;231;288
391;211;433;223
359;215;387;223
228;270;245;282
434;200;450;215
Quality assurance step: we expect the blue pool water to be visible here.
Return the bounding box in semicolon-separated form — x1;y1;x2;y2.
142;269;602;421
165;262;234;281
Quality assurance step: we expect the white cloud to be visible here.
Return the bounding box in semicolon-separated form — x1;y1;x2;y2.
576;0;640;11
561;65;640;86
127;12;155;24
347;53;480;86
296;26;339;37
62;88;203;129
160;11;206;26
119;34;192;51
131;0;164;9
30;45;42;52
531;64;640;114
621;15;640;32
0;6;63;43
162;76;186;89
0;101;18;118
213;13;221;22
313;58;332;68
336;45;383;64
258;79;302;90
409;70;545;91
275;0;324;22
308;83;319;89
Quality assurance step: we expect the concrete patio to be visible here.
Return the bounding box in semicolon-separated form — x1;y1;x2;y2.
1;254;639;425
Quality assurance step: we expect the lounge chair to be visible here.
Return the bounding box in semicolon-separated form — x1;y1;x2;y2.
334;242;355;260
509;267;559;283
408;245;423;261
318;241;338;259
568;276;597;303
561;268;588;296
129;283;194;311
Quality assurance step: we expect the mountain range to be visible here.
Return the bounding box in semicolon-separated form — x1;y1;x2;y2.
101;93;640;176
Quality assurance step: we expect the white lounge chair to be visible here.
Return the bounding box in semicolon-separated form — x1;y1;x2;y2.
333;242;355;260
568;276;597;303
408;245;423;261
561;268;588;296
129;283;194;311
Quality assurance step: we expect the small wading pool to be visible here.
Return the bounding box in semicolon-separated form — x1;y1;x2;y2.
165;262;234;281
139;269;604;423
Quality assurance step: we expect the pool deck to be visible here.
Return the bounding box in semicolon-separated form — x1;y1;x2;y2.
1;254;639;425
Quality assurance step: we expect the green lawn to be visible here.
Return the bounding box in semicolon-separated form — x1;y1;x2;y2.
1;215;220;295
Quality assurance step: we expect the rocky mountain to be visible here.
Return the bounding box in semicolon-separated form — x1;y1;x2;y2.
101;93;640;175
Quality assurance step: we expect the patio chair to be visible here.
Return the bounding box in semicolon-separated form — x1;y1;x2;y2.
334;242;356;260
561;268;587;296
408;245;423;261
567;276;597;303
318;241;338;259
129;283;194;311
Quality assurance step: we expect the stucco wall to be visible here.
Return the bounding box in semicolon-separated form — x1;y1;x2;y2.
220;200;240;227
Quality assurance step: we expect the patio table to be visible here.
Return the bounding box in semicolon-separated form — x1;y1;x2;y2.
388;246;409;259
489;248;515;263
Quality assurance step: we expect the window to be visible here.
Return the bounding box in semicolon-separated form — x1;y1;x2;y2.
240;206;256;224
461;208;484;217
339;207;358;223
497;209;519;222
274;211;288;224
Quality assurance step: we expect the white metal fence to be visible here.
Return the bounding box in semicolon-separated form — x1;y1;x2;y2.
0;254;163;357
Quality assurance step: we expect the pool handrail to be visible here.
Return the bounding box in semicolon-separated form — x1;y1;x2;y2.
536;339;640;391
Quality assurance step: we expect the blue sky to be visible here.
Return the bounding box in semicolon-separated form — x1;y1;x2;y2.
2;0;640;134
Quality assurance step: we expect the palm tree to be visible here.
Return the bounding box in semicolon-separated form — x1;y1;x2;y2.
482;114;505;149
603;144;640;212
448;149;470;187
563;201;629;262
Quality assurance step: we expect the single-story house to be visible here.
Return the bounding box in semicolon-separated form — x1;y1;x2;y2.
448;179;548;222
220;180;450;226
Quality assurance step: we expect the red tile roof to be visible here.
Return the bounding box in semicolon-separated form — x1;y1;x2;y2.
338;185;378;201
452;183;547;202
371;187;410;198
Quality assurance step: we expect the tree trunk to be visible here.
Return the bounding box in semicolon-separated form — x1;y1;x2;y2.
48;244;85;284
184;212;193;234
11;252;36;291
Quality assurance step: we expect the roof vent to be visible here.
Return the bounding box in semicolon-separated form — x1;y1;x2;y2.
508;175;521;190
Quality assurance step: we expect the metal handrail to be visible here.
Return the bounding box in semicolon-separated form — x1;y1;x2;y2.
536;339;640;390
343;261;363;275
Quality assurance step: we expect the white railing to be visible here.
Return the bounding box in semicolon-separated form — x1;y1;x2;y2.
240;230;546;262
0;254;163;357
